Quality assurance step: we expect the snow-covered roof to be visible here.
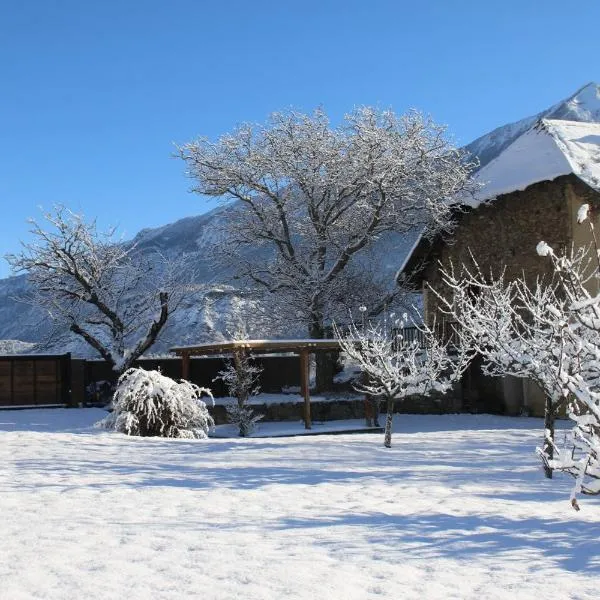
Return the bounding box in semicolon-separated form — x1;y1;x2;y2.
465;119;600;207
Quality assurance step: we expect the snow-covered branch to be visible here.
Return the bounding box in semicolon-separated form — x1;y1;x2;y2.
7;206;189;373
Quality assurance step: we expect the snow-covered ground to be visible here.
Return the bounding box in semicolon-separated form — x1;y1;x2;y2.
1;409;599;599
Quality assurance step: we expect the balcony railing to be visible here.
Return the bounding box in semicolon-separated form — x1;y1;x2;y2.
392;322;459;349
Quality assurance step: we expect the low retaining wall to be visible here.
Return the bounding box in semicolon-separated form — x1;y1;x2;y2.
209;393;465;426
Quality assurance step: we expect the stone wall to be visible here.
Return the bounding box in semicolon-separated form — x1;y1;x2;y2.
423;174;600;415
209;388;468;426
424;175;578;321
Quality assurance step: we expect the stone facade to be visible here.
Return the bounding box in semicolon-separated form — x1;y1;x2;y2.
420;174;600;416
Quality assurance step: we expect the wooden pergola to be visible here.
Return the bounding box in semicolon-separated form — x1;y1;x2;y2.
170;339;343;430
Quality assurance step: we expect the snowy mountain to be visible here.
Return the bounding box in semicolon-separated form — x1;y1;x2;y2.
0;274;49;344
2;82;599;356
465;82;600;169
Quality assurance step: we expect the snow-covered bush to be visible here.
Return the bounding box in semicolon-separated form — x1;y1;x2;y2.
214;352;263;437
98;367;214;439
334;314;470;448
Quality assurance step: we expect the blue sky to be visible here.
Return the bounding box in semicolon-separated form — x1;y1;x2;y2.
1;0;599;278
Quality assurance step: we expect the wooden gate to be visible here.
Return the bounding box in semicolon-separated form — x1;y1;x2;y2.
0;354;71;407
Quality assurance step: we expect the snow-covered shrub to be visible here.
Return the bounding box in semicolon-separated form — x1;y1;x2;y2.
214;352;263;437
98;367;214;439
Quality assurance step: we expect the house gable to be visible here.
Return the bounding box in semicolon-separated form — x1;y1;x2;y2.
422;175;600;322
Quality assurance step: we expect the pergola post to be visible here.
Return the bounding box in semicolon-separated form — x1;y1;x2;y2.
299;348;311;429
181;351;190;380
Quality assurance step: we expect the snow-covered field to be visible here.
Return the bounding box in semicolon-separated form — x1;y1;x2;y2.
1;409;599;599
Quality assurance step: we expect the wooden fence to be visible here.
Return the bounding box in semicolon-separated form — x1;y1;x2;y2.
0;353;304;409
81;355;302;404
0;325;460;409
0;354;71;407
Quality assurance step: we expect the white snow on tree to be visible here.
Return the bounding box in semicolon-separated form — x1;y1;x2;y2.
439;208;600;508
0;340;36;354
6;206;189;374
438;257;569;479
98;367;214;439
214;351;263;437
334;314;470;448
179;107;477;390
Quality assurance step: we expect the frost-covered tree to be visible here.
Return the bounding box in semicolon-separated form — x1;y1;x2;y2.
214;351;263;437
438;258;569;479
334;315;469;448
179;108;477;389
98;367;214;438
6;207;186;374
439;206;600;508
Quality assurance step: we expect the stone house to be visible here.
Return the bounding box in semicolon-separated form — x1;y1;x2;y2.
399;119;600;416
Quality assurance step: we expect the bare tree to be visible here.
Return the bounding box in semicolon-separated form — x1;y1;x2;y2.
438;258;569;479
438;206;600;508
334;315;469;448
179;108;477;389
6;207;185;374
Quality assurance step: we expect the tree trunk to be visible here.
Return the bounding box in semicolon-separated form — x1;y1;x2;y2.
384;395;395;448
309;318;336;393
239;419;250;437
120;291;170;374
542;395;555;479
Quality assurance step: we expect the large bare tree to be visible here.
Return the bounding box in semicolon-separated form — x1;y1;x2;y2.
7;207;184;374
179;108;476;387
